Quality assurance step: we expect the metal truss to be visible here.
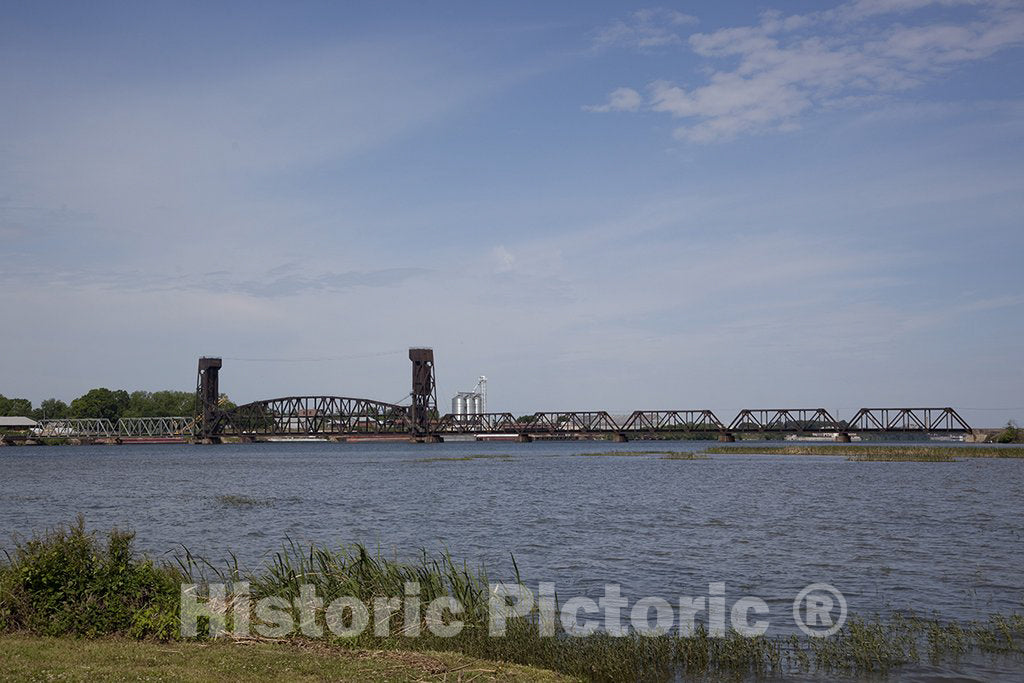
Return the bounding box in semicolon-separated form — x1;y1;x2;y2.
36;418;117;437
620;410;725;433
215;396;410;436
35;417;195;438
520;411;621;433
434;412;520;434
117;416;194;437
728;409;839;433
35;405;975;439
842;407;971;433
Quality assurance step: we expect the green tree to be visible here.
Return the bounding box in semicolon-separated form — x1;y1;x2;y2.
0;394;34;417
995;420;1020;443
33;398;70;421
125;390;206;417
70;388;130;421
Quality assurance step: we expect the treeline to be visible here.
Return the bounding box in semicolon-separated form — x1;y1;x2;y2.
0;390;235;422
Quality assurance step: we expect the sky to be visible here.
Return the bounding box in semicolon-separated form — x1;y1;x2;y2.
1;0;1022;426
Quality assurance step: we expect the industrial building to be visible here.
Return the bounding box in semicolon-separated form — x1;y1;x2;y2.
451;376;487;419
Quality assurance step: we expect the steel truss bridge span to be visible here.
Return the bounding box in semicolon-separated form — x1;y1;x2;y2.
31;407;972;440
435;407;970;437
213;396;410;436
35;417;195;439
203;406;971;439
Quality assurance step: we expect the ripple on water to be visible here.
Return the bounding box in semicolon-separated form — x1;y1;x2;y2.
1;442;1021;625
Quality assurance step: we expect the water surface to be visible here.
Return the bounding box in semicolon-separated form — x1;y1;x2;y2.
2;441;1022;677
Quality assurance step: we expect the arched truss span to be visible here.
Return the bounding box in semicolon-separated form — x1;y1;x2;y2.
215;396;410;436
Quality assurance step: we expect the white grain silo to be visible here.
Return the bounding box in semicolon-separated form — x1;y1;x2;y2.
452;394;467;419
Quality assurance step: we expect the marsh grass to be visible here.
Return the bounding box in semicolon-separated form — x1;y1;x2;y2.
706;445;1024;459
847;453;958;462
216;494;274;508
410;454;515;463
661;452;710;460
3;520;1023;681
578;450;698;457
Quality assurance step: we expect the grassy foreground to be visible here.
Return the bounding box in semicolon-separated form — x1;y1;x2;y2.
0;635;568;682
2;519;1023;681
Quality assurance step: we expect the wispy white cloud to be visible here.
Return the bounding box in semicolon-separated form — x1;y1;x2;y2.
592;8;697;50
835;0;1013;22
583;87;643;112
588;0;1024;142
0;263;431;298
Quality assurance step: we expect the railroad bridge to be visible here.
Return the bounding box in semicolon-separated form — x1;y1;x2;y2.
185;349;971;443
29;349;972;443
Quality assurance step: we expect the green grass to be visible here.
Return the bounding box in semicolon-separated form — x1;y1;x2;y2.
2;519;1023;681
0;635;570;682
705;445;1024;459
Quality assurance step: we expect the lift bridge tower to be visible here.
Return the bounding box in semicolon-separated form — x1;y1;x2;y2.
409;348;437;437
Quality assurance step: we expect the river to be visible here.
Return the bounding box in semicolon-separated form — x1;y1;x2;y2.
2;440;1022;679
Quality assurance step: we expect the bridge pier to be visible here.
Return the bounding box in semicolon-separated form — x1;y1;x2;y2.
610;433;629;442
718;433;736;443
517;434;534;442
412;434;444;443
834;432;852;443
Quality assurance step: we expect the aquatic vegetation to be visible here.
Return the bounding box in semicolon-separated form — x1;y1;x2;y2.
216;494;273;508
706;445;1024;459
578;450;697;457
410;454;514;463
661;452;709;460
847;453;958;462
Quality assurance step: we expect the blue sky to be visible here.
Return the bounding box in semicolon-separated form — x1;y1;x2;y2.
1;1;1022;426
